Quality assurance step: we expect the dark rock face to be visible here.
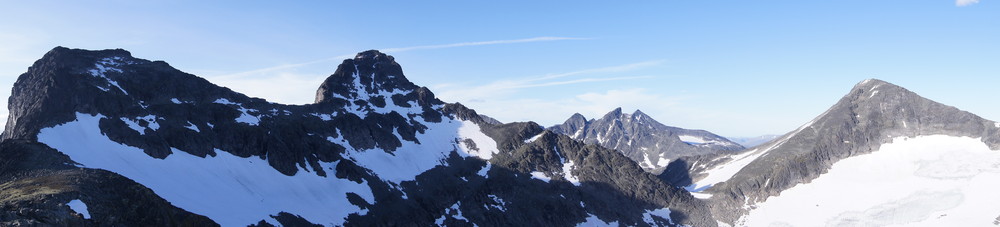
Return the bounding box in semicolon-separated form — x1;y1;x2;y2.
550;108;744;174
0;47;715;226
700;79;1000;224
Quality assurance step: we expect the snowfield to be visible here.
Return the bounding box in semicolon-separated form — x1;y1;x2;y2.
739;135;1000;226
40;113;376;226
37;111;501;226
333;117;499;184
686;148;767;192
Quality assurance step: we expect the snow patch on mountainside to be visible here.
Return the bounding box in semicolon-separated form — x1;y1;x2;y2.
436;201;469;225
739;135;1000;226
39;113;375;227
524;132;545;143
577;214;618;226
641;208;685;226
337;117;499;184
678;135;707;144
87;57;131;95
562;161;581;186
213;98;260;125
328;70;421;118
686;148;767;192
530;171;552;183
67;199;90;219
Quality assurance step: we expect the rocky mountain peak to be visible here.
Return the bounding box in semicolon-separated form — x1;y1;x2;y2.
632;109;648;117
598;107;626;121
45;46;134;61
315;50;422;104
697;78;1000;224
353;49;392;61
550;107;743;174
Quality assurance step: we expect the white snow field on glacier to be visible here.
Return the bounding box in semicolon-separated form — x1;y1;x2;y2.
740;135;1000;226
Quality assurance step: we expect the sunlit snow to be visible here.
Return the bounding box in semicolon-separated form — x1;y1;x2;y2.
335;117;499;184
39;113;374;226
213;98;260;125
642;208;683;226
678;135;707;144
530;171;552;183
577;214;618;227
87;57;130;95
524;132;545;143
562;161;581;186
740;135;1000;226
686;148;767;192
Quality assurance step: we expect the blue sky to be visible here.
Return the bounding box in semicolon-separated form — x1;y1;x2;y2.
1;1;997;137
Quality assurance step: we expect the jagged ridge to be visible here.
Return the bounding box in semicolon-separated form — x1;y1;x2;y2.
550;107;744;174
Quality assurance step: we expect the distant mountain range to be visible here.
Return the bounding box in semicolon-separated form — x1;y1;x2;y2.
725;135;780;148
2;47;998;226
549;108;743;174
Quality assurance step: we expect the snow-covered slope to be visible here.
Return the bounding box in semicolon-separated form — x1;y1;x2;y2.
39;113;369;226
686;79;1000;225
741;135;1000;226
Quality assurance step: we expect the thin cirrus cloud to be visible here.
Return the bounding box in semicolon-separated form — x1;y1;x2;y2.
434;60;663;104
956;0;980;6
212;36;590;79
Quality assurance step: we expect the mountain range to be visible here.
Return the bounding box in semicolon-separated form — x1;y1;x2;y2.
1;47;998;226
0;47;711;226
549;109;743;174
724;135;780;148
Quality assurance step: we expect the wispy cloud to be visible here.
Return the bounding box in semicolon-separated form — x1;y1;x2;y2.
382;37;590;53
529;60;664;82
435;60;664;105
511;76;654;89
214;36;589;78
956;0;980;6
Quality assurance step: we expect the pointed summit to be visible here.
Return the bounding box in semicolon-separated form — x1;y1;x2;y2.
315;50;425;104
599;107;624;120
631;109;650;120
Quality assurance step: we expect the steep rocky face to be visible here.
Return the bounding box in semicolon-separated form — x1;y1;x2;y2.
684;79;1000;224
550;108;744;174
1;47;714;226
